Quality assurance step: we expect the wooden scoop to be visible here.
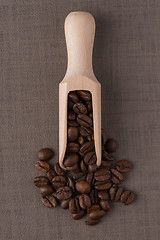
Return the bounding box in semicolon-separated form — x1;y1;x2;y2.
59;11;101;169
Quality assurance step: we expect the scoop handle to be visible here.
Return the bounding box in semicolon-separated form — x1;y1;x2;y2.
65;11;95;77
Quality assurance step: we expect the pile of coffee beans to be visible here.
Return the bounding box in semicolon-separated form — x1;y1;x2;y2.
34;90;135;226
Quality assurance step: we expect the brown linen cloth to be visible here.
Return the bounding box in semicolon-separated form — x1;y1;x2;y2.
0;1;160;239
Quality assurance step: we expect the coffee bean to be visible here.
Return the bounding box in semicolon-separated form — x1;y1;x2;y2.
77;114;92;127
120;190;135;205
94;168;111;181
87;205;100;213
86;172;94;186
37;148;54;161
85;219;100;226
110;169;124;184
67;143;80;153
89;189;98;204
54;163;65;176
89;112;93;118
110;184;123;201
47;170;57;181
77;90;91;101
67;177;75;192
68;127;78;142
40;185;53;197
56;186;72;200
94;180;112;191
84;152;97;165
75;181;91;194
67;120;79;127
105;138;118;153
60;198;71;209
52;176;66;190
79;194;91;209
68;111;76;121
66;164;79;172
79;126;92;137
46;195;57;207
88;164;97;173
73;102;88;114
116;160;132;173
80;160;87;173
101;160;111;168
69;198;80;214
63;153;79;168
100;200;110;211
68;100;74;110
72;210;86;220
88;210;105;220
68;92;79;103
73;172;86;182
85;101;92;113
78;136;85;145
102;150;114;161
80;141;94;154
42;196;57;208
98;191;109;200
34;176;50;187
35;160;50;173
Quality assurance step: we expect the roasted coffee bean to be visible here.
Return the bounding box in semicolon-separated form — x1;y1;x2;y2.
87;205;100;213
116;160;132;173
77;114;92;127
85;219;100;226
94;168;111;181
68;111;76;121
89;112;93;118
86;172;94;185
80;141;94;154
84;152;97;165
67;177;75;192
68;92;79;103
110;169;124;184
79;126;92;137
34;176;49;187
40;185;53;197
68;100;74;110
66;164;79;172
42;195;57;208
47;170;57;181
75;181;91;194
78;136;85;145
37;148;54;161
88;164;97;173
77;90;91;101
88;210;105;220
67;120;79;127
72;210;86;220
102;150;114;161
52;176;66;190
73;172;86;182
63;153;79;168
105;138;118;153
35;160;50;173
79;194;91;209
54;163;65;176
99;200;110;211
101;128;107;146
89;189;98;204
86;135;93;141
56;186;72;200
73;102;88;114
60;198;71;209
80;160;87;173
120;190;135;205
85;101;92;113
98;191;109;200
109;184;123;201
69;198;80;214
101;160;111;168
67;143;80;153
68;127;78;142
94;180;112;191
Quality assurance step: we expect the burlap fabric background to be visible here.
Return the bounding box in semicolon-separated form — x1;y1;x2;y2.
1;1;160;239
